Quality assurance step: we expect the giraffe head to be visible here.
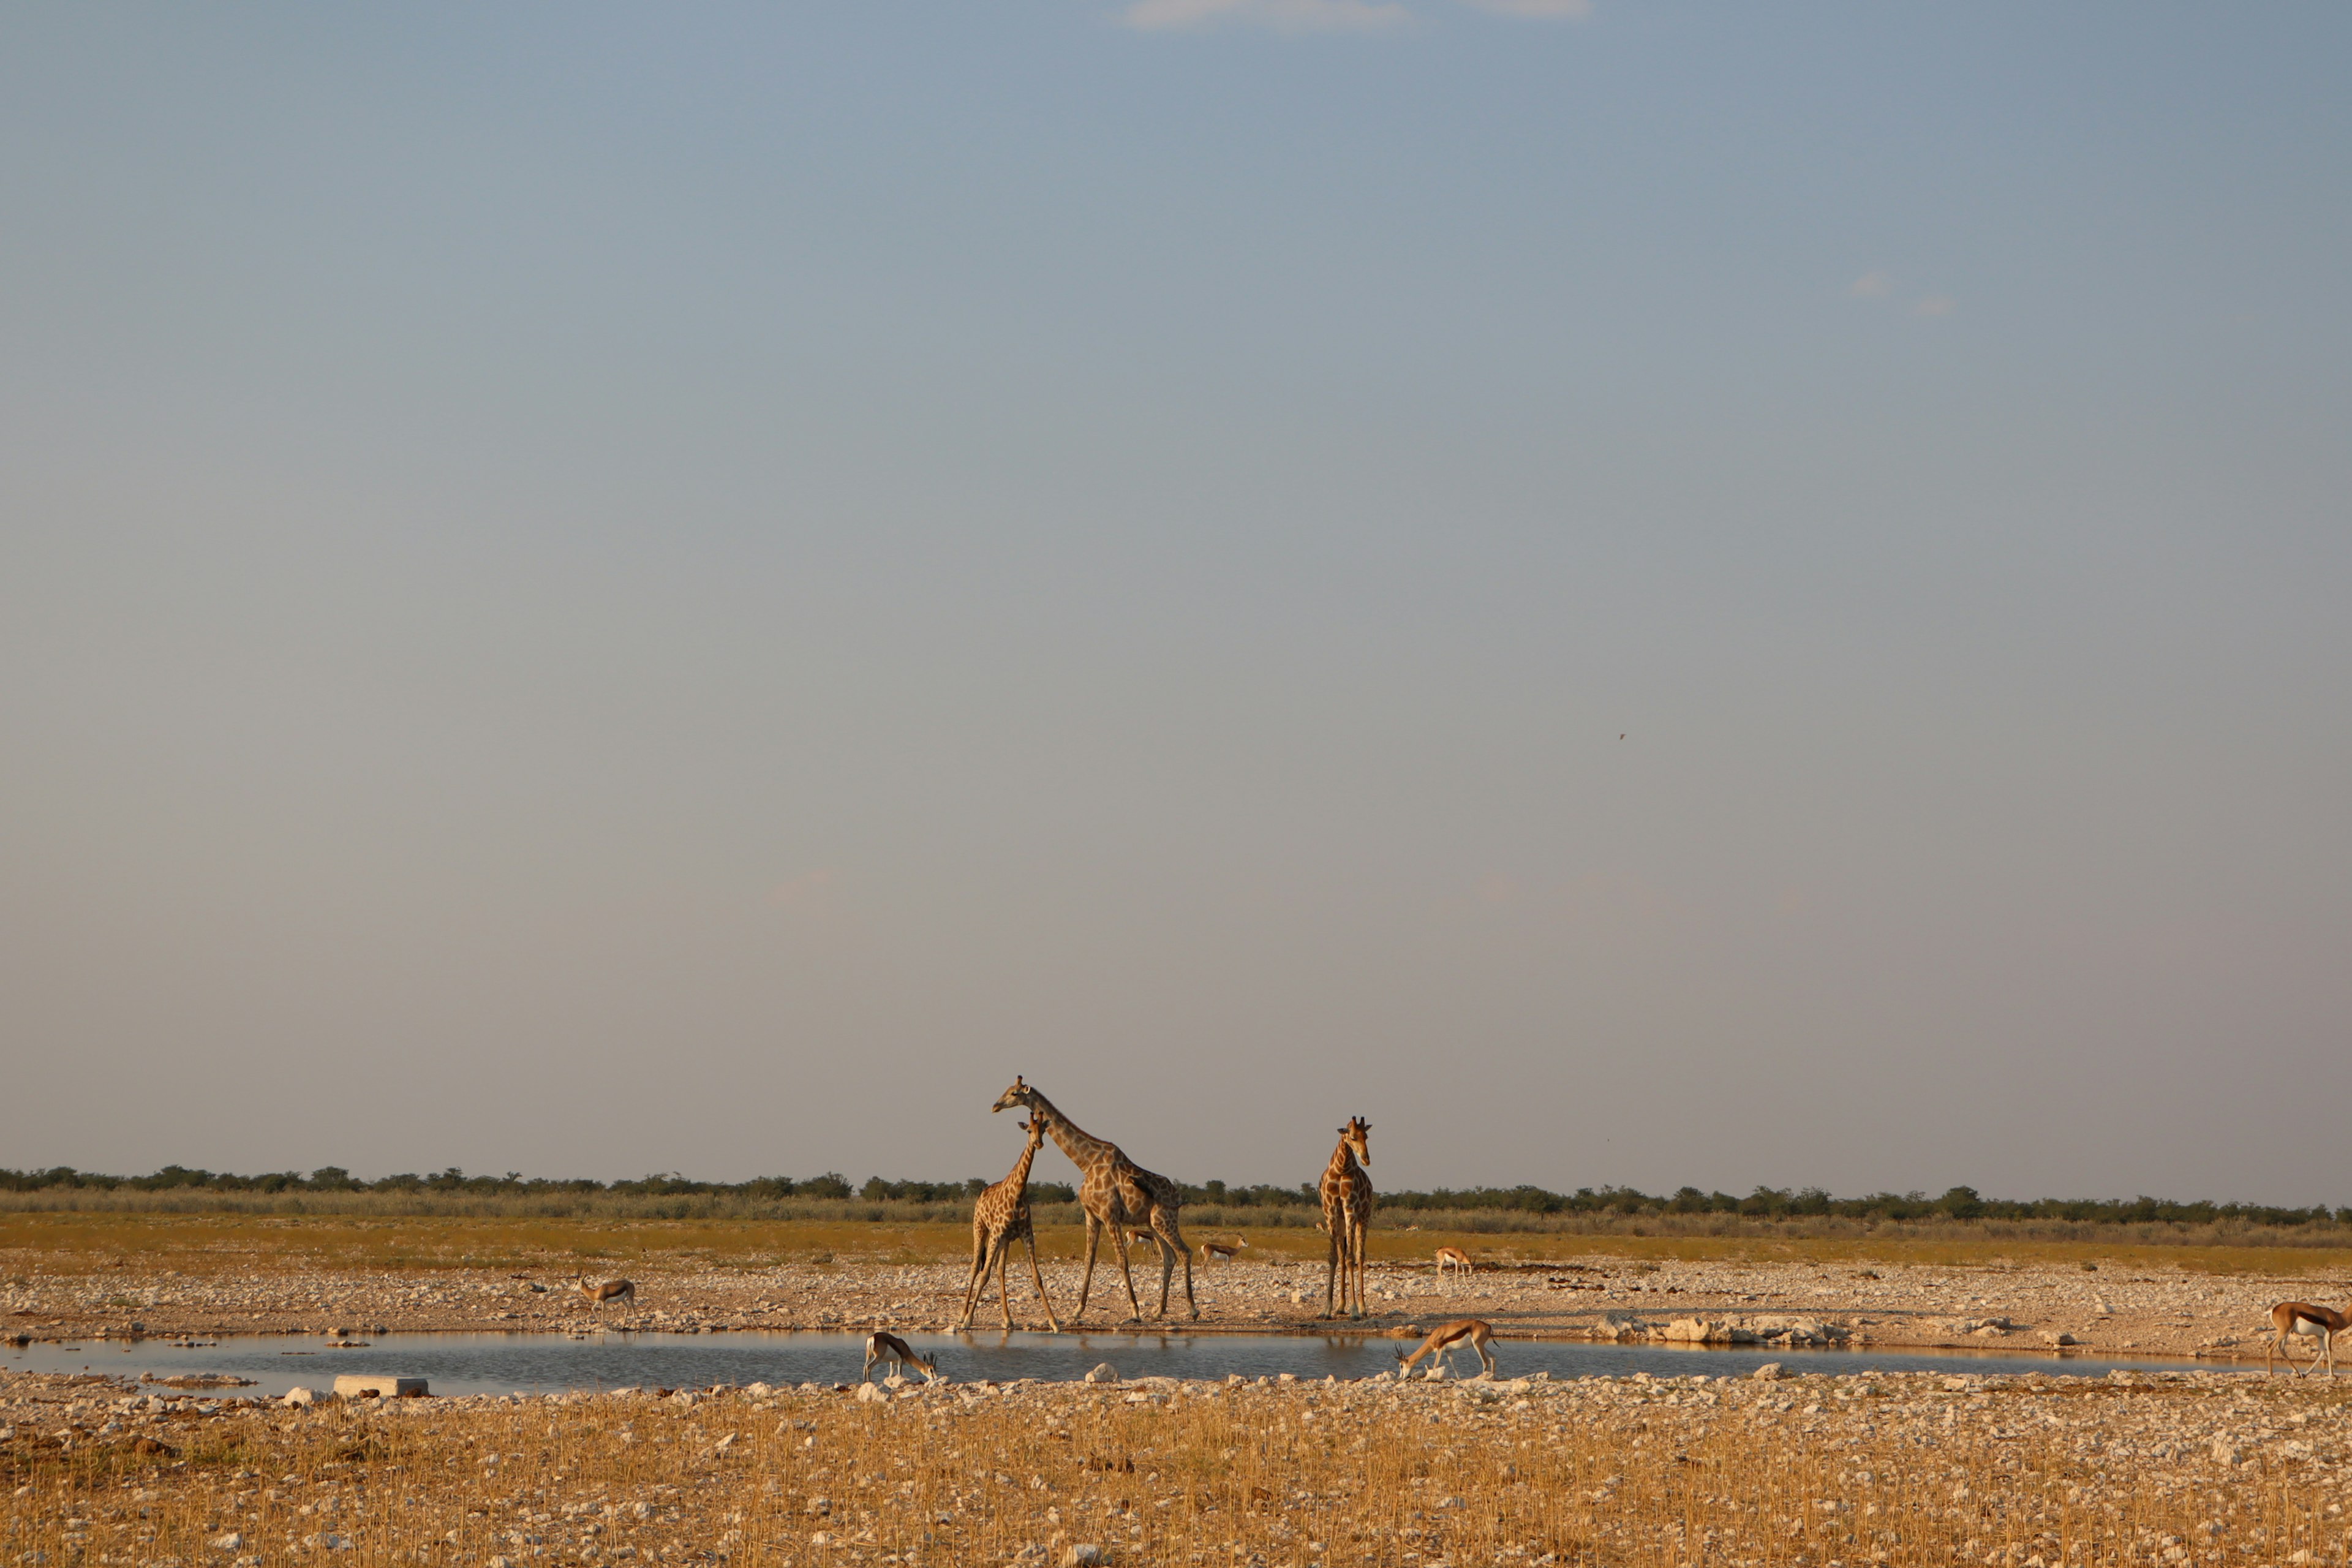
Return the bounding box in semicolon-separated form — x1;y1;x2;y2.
1018;1117;1046;1153
1341;1115;1371;1166
991;1075;1038;1116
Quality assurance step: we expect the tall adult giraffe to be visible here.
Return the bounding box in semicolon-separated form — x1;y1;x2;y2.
990;1076;1196;1322
957;1117;1061;1333
1320;1116;1373;1319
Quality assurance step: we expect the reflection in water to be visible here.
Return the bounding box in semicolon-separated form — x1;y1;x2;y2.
4;1330;2215;1398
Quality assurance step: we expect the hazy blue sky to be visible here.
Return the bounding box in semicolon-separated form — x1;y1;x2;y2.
4;3;2348;1204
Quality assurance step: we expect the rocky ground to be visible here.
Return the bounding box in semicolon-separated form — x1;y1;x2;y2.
7;1357;2352;1567
0;1253;2320;1364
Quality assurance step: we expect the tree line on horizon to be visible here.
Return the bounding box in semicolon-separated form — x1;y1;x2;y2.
0;1163;2342;1229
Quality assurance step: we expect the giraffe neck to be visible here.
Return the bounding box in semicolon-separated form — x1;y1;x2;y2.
1326;1140;1361;1183
1027;1091;1118;1170
1005;1140;1042;1192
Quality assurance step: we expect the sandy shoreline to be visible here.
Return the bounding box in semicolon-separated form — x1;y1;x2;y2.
3;1252;2315;1366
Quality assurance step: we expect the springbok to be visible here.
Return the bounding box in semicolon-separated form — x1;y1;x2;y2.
1199;1237;1249;1267
1434;1246;1473;1288
2267;1297;2352;1376
575;1276;636;1311
1396;1318;1498;1379
864;1330;938;1382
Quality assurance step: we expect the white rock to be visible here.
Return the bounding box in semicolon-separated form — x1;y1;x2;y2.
1084;1364;1120;1384
853;1381;887;1404
1061;1545;1108;1566
1751;1363;1784;1381
333;1375;426;1399
209;1532;244;1551
282;1387;317;1407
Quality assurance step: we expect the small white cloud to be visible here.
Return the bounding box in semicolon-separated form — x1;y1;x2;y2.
1913;294;1958;317
1457;0;1591;17
1848;270;1893;300
1125;0;1409;29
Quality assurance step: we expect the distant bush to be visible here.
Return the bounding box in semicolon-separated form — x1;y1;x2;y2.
0;1164;2338;1231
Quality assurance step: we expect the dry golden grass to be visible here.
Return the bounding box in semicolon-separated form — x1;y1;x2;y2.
10;1212;2352;1285
6;1374;2347;1567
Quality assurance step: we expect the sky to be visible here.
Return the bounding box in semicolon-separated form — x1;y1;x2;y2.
2;2;2348;1205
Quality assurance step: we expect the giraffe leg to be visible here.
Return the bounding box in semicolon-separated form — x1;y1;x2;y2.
1150;1210;1193;1320
1344;1221;1359;1317
959;1223;992;1330
1110;1222;1144;1322
1025;1232;1060;1333
1076;1216;1103;1322
995;1235;1017;1332
1323;1209;1341;1319
1343;1203;1363;1316
1180;1226;1197;1319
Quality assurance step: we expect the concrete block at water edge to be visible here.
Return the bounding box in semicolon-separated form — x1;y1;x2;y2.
334;1375;428;1399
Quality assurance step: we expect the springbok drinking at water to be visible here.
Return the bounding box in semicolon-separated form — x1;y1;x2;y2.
1396;1318;1498;1379
2267;1295;2352;1376
864;1330;937;1382
575;1276;636;1311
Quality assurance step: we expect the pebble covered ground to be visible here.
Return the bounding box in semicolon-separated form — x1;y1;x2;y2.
7;1358;2351;1567
0;1253;2323;1363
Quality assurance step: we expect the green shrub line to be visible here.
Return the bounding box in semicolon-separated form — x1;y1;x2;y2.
1;1166;2343;1234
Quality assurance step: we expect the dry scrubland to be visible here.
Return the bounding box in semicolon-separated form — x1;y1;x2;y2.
5;1215;2348;1361
9;1364;2352;1567
13;1215;2352;1565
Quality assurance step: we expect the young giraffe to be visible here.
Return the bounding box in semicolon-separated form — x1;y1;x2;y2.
1320;1116;1374;1319
990;1076;1196;1322
957;1118;1062;1333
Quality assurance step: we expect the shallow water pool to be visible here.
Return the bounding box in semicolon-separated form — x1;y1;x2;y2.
3;1330;2225;1396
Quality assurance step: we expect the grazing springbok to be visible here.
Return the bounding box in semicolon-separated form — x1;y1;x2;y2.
575;1275;636;1311
864;1330;937;1382
959;1117;1061;1333
2267;1297;2352;1376
1434;1246;1473;1288
1396;1318;1499;1379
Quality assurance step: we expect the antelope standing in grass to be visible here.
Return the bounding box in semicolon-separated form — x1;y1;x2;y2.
1434;1246;1473;1289
1199;1237;1249;1267
1396;1318;1498;1379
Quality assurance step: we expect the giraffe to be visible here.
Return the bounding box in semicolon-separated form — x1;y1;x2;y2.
990;1076;1196;1322
1319;1116;1373;1319
957;1117;1062;1333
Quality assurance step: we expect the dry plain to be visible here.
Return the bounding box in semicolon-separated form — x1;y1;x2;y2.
11;1216;2352;1566
5;1214;2345;1360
